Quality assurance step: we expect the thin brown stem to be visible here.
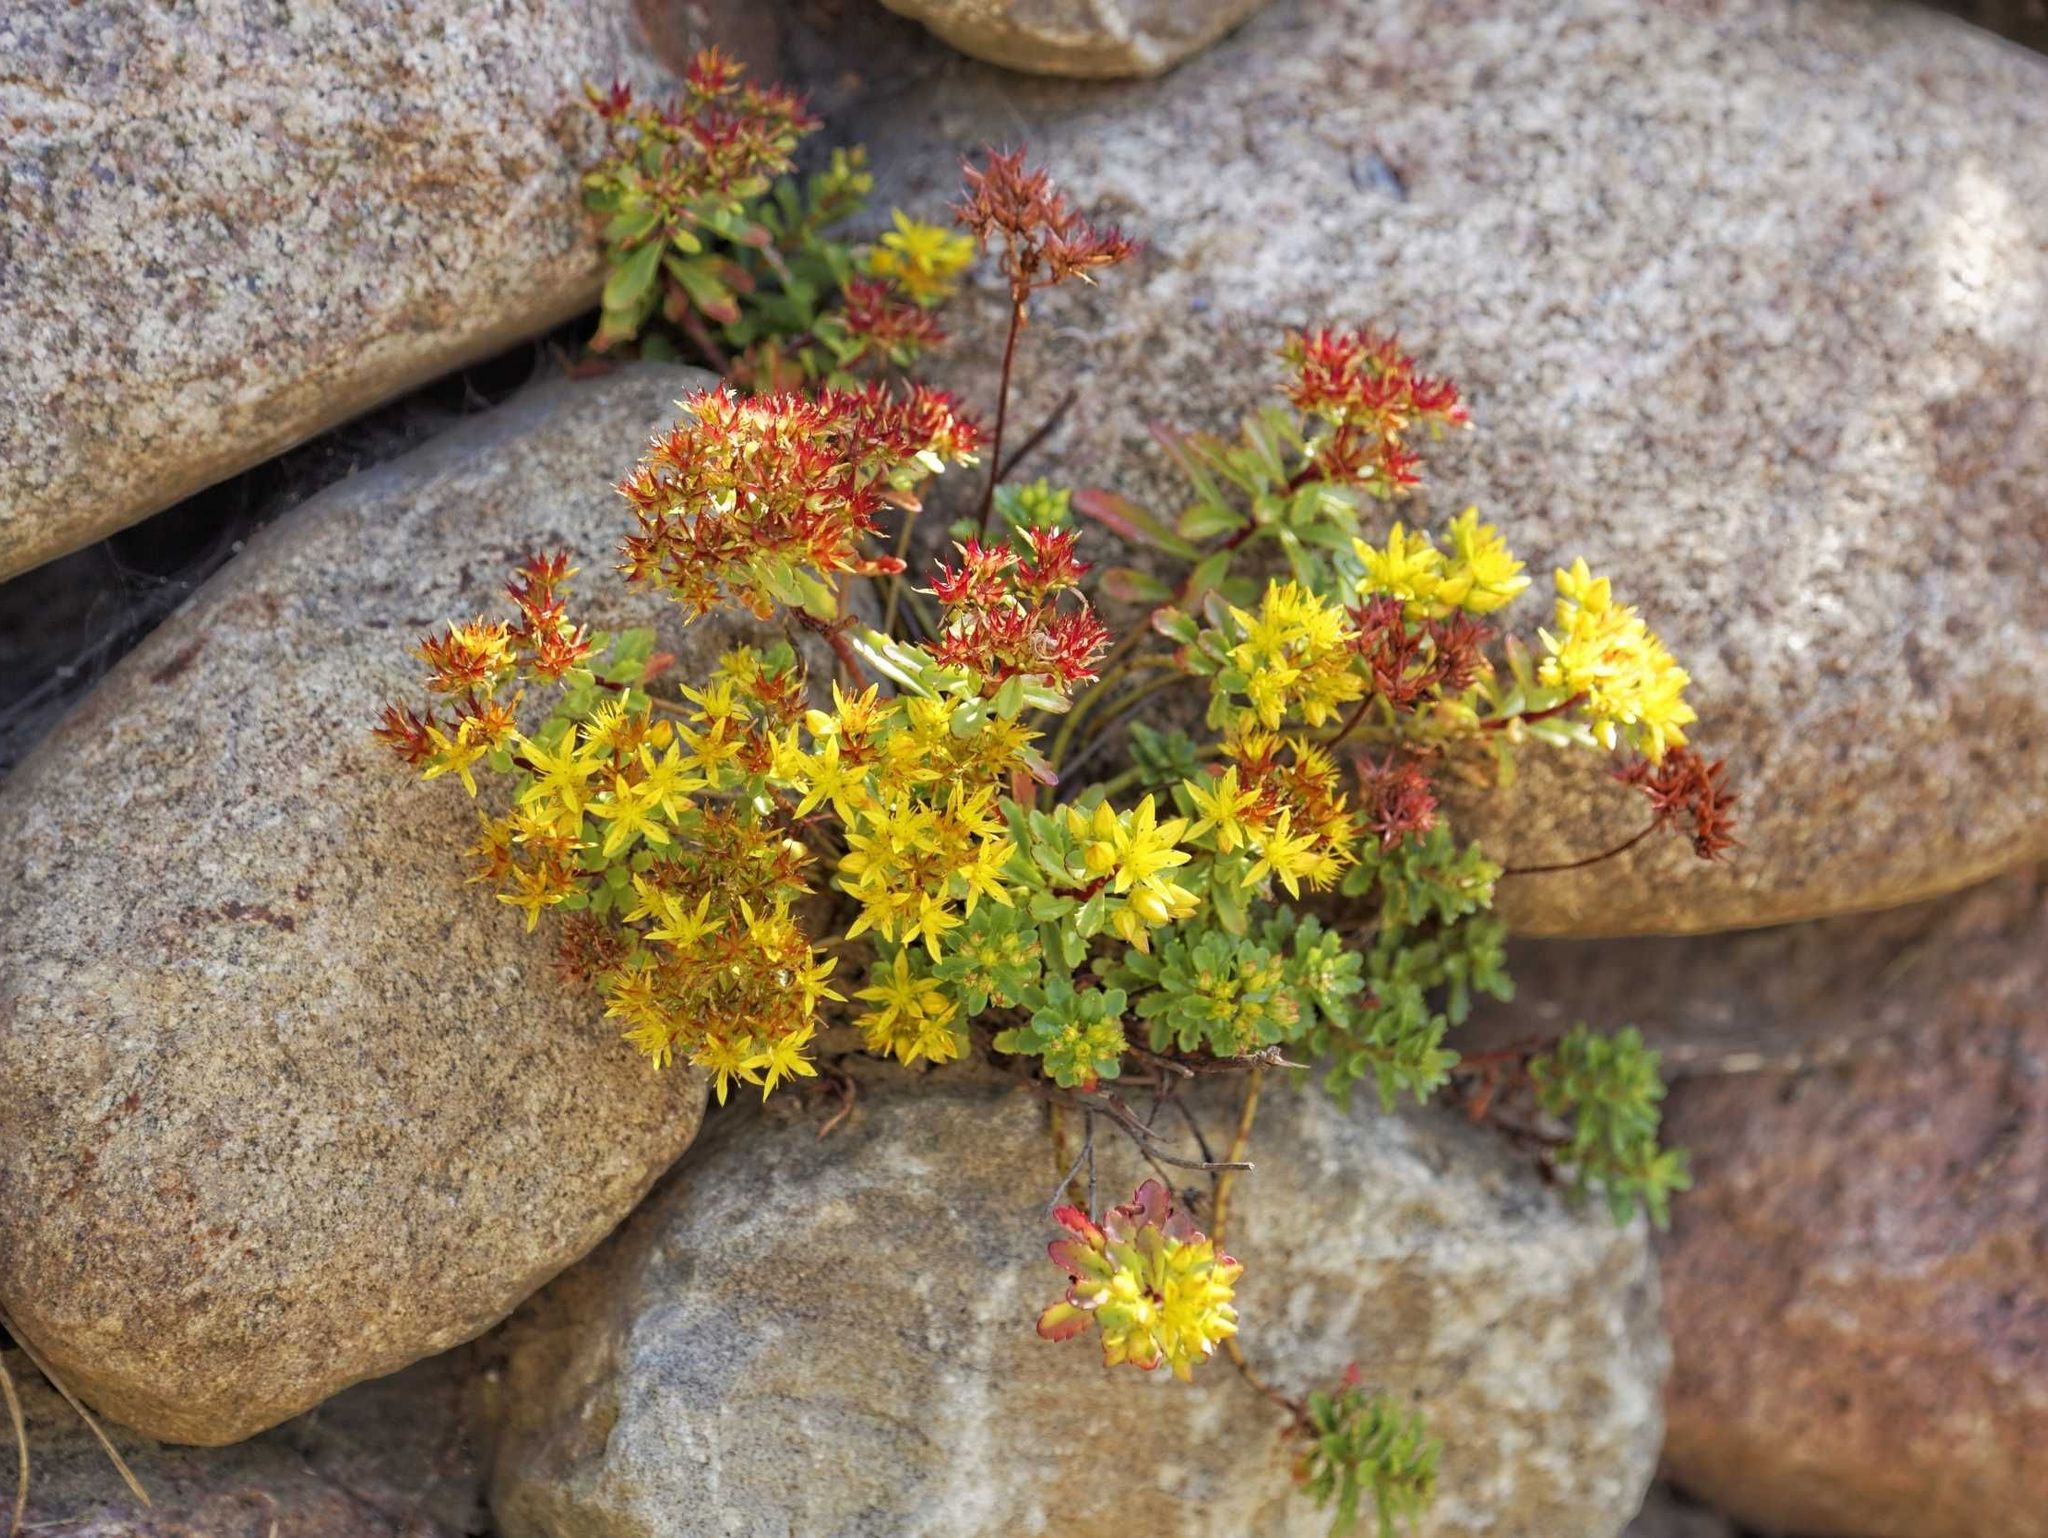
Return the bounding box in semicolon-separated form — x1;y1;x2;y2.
677;306;733;375
794;611;869;687
1224;1338;1303;1419
1482;690;1587;732
2;1348;25;1538
976;298;1028;535
1000;388;1079;486
1501;820;1657;877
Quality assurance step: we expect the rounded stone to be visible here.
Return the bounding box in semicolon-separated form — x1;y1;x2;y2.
0;365;726;1443
488;1064;1666;1537
834;0;2048;936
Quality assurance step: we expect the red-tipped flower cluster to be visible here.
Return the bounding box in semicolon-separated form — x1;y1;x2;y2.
926;532;1109;693
1351;595;1492;709
618;384;980;620
1354;754;1440;852
1281;328;1468;496
838;277;948;363
1615;747;1739;861
954;148;1138;306
506;552;595;681
587;51;817;202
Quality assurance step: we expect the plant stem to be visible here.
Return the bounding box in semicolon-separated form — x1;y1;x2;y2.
880;506;921;637
1501;820;1657;877
1224;1338;1302;1418
1482;690;1587;732
795;611;868;687
976;298;1027;535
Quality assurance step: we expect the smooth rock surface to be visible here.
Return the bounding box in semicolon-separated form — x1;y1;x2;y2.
0;1343;487;1536
0;0;754;578
872;0;1266;76
0;365;726;1444
836;0;2048;935
1655;867;2048;1538
489;1064;1665;1538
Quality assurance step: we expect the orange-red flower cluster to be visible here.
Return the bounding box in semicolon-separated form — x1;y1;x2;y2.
926;534;1109;691
1281;328;1468;496
954;148;1138;305
617;384;980;619
1350;595;1491;710
587;50;817;202
1615;747;1739;861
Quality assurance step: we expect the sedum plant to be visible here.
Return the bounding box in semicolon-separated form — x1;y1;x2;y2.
381;53;1738;1538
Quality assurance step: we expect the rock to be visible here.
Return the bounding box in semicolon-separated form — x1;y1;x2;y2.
488;1064;1665;1538
0;364;732;1444
1459;865;2047;1077
1652;868;2048;1538
1623;1486;1740;1538
0;1341;486;1536
871;0;1266;77
0;0;771;579
828;0;2048;936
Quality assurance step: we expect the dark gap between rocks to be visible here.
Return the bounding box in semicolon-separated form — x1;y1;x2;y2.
0;316;594;780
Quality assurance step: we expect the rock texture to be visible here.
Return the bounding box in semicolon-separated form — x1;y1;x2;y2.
1652;867;2048;1538
872;0;1266;76
0;1343;486;1536
0;0;766;579
1461;865;2047;1077
0;365;727;1444
489;1064;1665;1538
834;0;2048;935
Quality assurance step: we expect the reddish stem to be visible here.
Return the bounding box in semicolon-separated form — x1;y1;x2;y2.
1483;691;1587;732
796;611;867;686
976;297;1028;535
1501;819;1657;877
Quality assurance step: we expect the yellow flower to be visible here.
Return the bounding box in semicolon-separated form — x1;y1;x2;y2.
1224;581;1362;729
516;730;601;822
1064;795;1192;896
589;780;674;858
1354;523;1446;614
496;860;574;931
1435;507;1529;615
689;1032;755;1104
1183;768;1261;853
862;210;976;305
1538;559;1696;760
1247;811;1324;898
421;722;490;796
743;1024;819;1098
854;949;963;1066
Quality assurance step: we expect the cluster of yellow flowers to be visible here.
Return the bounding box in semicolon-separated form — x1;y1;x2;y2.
1184;734;1359;897
1061;795;1200;948
1222;581;1364;731
1038;1180;1244;1382
1352;506;1529;618
1538;559;1696;761
860;211;977;305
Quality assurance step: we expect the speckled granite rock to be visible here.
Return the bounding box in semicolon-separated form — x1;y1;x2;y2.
487;1065;1665;1538
0;1343;486;1536
0;0;758;579
0;365;725;1444
1654;867;2048;1538
872;0;1266;76
838;0;2048;936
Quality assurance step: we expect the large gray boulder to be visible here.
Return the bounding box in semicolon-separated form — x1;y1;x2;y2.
488;1064;1666;1537
0;366;726;1443
0;0;766;578
833;0;2048;936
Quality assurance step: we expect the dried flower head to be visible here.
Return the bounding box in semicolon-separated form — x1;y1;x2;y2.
1616;747;1739;861
954;148;1138;307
